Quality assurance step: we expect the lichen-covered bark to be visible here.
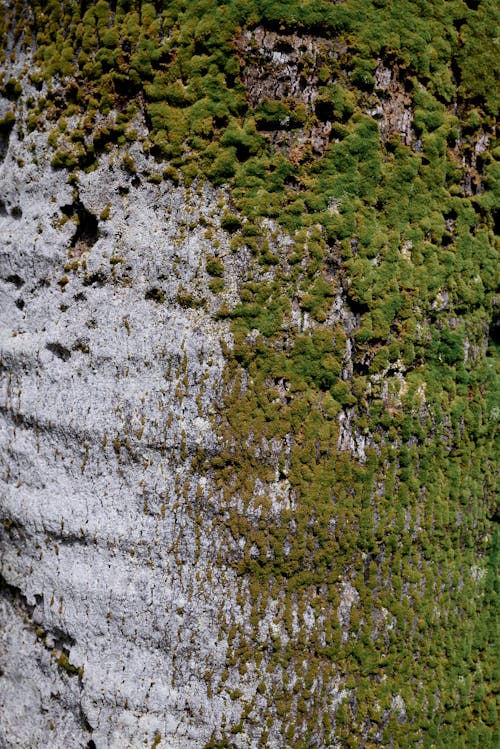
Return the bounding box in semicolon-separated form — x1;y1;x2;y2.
0;106;248;747
1;2;498;748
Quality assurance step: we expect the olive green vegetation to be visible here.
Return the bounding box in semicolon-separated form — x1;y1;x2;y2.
2;0;499;746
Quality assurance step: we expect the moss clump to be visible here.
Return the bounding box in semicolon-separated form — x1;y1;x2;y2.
220;212;242;233
0;109;15;133
177;291;205;309
51;148;81;170
2;77;22;100
99;202;111;220
144;287;165;304
206;257;224;277
122;153;136;174
55;651;84;678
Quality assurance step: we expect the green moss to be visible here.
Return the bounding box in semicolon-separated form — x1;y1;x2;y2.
145;288;165;304
177;290;205;309
209;277;224;293
122;153;136;174
99;202;111;220
5;1;499;746
2;77;22;100
0;109;15;133
56;651;84;678
51;148;82;170
206;257;224;277
220;211;242;233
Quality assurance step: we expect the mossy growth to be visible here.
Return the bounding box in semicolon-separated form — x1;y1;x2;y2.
220;212;242;233
99;202;111;220
206;256;224;277
144;287;165;304
0;109;15;133
151;733;161;749
55;651;84;679
177;290;205;309
5;1;499;746
1;77;22;100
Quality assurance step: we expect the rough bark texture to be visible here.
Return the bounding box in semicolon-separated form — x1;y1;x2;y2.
1;2;498;748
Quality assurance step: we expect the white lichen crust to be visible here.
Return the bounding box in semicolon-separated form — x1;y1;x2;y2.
0;102;248;748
